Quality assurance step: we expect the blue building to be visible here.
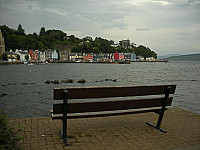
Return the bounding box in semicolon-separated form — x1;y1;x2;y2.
130;52;136;61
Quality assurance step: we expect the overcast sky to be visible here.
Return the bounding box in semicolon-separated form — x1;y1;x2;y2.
0;0;200;55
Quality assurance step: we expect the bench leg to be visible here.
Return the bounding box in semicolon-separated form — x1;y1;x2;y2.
59;130;69;146
146;86;171;133
146;121;167;133
146;101;167;133
62;90;69;146
62;119;69;146
59;120;69;146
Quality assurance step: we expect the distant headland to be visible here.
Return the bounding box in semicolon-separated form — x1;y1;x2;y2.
163;54;200;61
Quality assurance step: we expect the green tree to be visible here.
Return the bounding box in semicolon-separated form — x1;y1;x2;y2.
134;45;157;59
17;24;25;36
25;55;29;61
2;53;8;61
0;25;158;57
16;55;20;61
37;41;45;50
39;27;46;36
94;37;115;53
11;34;20;50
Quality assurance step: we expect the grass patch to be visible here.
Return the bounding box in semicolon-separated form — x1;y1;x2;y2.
67;135;76;139
85;134;92;137
99;129;106;133
0;110;25;150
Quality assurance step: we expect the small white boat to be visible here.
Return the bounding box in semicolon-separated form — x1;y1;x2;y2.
27;63;33;66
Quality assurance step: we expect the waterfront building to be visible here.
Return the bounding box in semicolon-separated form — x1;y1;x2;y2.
84;53;93;61
137;56;145;61
6;50;17;62
114;52;119;60
59;50;69;61
102;53;114;61
119;53;125;60
130;52;136;61
29;50;38;60
45;50;52;61
114;52;125;60
52;50;58;61
69;52;83;61
39;50;46;62
15;49;29;61
0;29;5;55
123;53;131;60
93;53;104;61
146;57;156;61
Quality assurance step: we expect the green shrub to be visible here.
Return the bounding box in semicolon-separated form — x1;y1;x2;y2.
0;110;24;150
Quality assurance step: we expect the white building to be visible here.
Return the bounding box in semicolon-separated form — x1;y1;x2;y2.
69;52;83;61
15;49;29;61
52;50;58;61
146;57;156;61
137;56;145;61
39;50;46;62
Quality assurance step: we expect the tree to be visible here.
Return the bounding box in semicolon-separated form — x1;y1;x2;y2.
25;55;29;61
0;25;158;57
16;55;20;61
2;53;8;61
39;27;46;36
17;24;25;35
37;41;45;50
134;45;157;59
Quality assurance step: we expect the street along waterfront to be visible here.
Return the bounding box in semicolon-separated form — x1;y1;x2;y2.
0;61;199;118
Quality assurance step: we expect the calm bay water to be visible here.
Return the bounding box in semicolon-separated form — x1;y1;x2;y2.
0;61;200;118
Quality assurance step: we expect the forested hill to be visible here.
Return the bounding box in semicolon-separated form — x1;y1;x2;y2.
166;54;200;61
0;24;157;58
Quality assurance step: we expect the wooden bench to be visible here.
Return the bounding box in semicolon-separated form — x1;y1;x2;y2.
51;85;176;146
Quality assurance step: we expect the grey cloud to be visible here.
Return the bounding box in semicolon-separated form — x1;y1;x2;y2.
177;33;192;37
136;28;153;31
0;0;200;55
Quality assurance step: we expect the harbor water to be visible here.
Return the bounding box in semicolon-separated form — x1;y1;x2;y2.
0;61;200;118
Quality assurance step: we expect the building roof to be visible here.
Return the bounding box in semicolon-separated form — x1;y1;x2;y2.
6;51;16;55
70;52;82;56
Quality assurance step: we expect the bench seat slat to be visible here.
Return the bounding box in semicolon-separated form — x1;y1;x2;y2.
54;85;176;100
53;97;173;114
51;107;162;119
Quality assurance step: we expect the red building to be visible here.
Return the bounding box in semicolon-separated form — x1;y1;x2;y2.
114;52;119;60
29;50;38;60
84;54;93;61
114;52;124;60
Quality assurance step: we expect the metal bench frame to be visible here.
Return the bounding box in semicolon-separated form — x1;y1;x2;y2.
51;85;176;146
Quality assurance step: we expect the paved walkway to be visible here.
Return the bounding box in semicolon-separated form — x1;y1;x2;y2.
9;108;200;150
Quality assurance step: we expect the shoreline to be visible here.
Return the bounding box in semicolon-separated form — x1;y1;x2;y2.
0;60;168;65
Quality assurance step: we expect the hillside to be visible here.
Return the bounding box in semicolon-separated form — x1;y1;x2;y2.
0;24;157;59
165;54;200;61
157;54;179;60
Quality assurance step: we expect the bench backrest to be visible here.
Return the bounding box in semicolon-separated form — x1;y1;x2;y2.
53;85;176;114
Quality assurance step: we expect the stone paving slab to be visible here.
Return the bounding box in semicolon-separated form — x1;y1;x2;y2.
9;108;200;150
